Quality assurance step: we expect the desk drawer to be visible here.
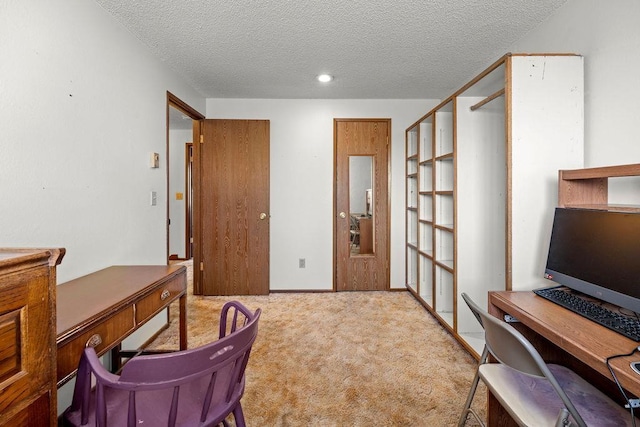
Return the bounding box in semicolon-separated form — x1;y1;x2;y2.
57;306;134;384
135;276;185;324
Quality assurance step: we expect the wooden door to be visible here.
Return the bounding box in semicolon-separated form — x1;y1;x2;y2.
335;119;390;291
193;119;270;295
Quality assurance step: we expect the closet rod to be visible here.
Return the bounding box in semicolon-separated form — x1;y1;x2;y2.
470;88;505;111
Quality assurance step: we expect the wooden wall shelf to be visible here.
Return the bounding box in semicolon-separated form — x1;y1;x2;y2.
558;163;640;208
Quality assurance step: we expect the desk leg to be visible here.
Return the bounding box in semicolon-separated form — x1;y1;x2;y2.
179;293;187;350
111;344;122;372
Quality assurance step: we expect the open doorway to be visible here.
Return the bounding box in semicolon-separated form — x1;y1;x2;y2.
166;92;204;262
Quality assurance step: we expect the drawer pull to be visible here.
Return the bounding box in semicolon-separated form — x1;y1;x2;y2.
86;334;102;348
161;289;171;301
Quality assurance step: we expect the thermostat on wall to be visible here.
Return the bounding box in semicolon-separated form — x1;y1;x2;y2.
150;152;160;168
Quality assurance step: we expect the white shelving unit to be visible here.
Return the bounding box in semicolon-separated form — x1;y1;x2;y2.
405;53;584;357
405;127;419;294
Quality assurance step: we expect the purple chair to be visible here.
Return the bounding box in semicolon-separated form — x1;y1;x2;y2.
62;301;261;427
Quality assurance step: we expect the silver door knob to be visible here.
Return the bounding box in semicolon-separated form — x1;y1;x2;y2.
339;212;346;218
259;213;267;220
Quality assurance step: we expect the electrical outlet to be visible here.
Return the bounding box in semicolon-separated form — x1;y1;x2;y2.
150;191;157;206
299;258;305;268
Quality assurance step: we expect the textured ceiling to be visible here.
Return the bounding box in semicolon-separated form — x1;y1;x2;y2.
95;0;568;99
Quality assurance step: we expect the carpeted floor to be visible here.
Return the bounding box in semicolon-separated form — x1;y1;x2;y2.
150;261;487;426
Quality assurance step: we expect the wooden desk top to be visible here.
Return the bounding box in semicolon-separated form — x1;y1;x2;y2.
490;291;640;397
57;265;185;343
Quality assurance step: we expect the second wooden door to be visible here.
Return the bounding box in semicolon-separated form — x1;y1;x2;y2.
334;119;390;291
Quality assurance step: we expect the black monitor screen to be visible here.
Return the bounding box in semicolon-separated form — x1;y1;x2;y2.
545;207;640;313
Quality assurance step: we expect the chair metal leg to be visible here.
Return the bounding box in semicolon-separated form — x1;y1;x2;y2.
458;346;489;427
554;408;573;427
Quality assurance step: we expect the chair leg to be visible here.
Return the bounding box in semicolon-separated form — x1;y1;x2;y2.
554;408;572;427
233;404;246;427
458;346;488;427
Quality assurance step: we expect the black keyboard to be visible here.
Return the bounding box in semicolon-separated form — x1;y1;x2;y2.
534;287;640;341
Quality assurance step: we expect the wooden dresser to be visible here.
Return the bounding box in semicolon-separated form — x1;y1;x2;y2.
0;248;65;427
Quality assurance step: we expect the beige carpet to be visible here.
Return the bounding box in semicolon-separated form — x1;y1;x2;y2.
151;261;486;426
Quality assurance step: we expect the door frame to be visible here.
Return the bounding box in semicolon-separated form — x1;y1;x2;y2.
185;143;193;260
333;118;391;291
165;92;204;263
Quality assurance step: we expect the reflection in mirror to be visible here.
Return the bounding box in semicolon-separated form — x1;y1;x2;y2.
349;156;374;256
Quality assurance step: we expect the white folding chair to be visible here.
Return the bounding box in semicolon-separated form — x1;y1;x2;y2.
458;292;636;427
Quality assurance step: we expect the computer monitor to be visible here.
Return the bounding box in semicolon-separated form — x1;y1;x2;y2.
544;207;640;314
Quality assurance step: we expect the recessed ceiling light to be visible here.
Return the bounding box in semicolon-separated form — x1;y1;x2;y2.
317;74;333;83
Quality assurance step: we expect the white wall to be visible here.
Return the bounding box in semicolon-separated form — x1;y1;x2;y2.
0;0;205;282
510;0;640;203
1;2;205;414
206;99;438;290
